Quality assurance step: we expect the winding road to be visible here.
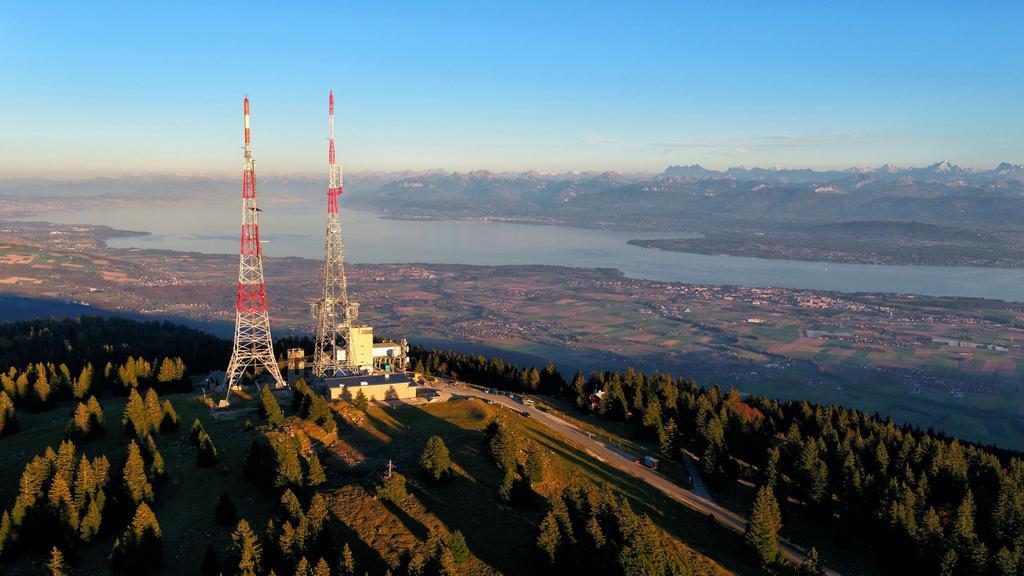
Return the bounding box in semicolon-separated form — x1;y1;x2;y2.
439;382;840;576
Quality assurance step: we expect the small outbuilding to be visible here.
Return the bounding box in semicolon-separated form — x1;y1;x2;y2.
324;373;417;402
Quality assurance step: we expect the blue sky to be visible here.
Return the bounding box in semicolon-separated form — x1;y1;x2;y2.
1;1;1022;177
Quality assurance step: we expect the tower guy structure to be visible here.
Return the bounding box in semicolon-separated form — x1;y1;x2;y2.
225;96;286;399
312;90;356;378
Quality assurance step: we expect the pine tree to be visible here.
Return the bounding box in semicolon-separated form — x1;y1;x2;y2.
157;358;178;383
437;545;458;576
340;542;355;576
122;388;149;438
294;557;311;576
229;519;262;576
122;440;154;505
537;511;560;563
189;418;204;445
420;435;452;483
313;557;331;576
159;400;178;433
0;510;12;555
572;371;588;410
449;530;469;564
269;436;303;488
67;401;93;440
33;363;51;406
48;546;70;576
354;390;369;411
79;497;103;542
307;493;329;538
377;471;407;504
86;395;105;433
216;491;238;526
111;502;163;573
0;390;17;436
745;485;781;567
488;418;519;473
259;384;284;427
801;547;825;576
73;363;93;400
197;430;220;468
306;452;327;487
143;389;162;435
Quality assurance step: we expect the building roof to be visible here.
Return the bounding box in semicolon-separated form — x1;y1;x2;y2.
324;373;415;388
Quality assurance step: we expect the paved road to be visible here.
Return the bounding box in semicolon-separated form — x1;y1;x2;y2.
441;382;839;576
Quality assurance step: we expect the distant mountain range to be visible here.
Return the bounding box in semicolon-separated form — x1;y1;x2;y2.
663;161;1024;183
4;161;1024;231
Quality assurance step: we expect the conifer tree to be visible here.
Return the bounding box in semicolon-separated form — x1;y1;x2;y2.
537;511;560;563
420;435;452;483
0;510;11;556
55;439;77;482
157;358;178;384
745;485;781;567
269;436;303;488
197;430;220;468
86;395;105;433
354;390;369;411
122;440;154;505
572;371;588;410
377;471;407;504
228;519;262;576
189;418;204;445
801;547;825;576
33;362;51;406
143;389;162;435
66;402;93;440
122;388;149;438
489;418;519;473
313;557;331;576
0;390;17;436
159;400;178;433
449;530;469;564
259;384;284;427
340;542;355;576
73;363;93;400
48;546;70;576
294;557;311;576
111;502;163;573
307;493;329;538
306;452;327;487
437;545;458;576
524;448;544;487
79;497;102;543
48;473;79;537
149;449;167;483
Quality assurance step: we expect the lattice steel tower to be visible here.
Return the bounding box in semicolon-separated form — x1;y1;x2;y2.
224;97;286;399
312;90;355;378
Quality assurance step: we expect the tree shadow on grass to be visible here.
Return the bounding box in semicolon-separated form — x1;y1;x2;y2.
330;512;394;575
379;496;431;541
524;425;759;575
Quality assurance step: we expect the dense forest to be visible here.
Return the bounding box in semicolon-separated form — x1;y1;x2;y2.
6;319;1024;574
414;348;1024;575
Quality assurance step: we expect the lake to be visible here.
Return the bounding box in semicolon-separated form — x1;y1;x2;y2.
40;196;1024;302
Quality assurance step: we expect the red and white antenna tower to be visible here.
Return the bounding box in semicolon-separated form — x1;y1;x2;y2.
312;90;355;377
225;97;286;399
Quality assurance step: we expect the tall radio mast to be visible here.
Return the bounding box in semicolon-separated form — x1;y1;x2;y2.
224;97;286;399
312;90;355;377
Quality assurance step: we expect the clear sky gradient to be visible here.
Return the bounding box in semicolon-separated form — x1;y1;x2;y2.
1;1;1022;177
